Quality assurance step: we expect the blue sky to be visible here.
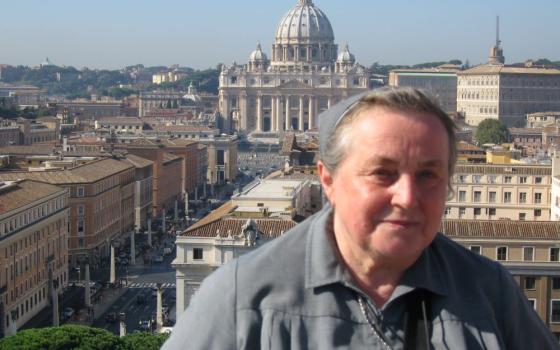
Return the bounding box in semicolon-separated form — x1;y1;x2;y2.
1;0;558;70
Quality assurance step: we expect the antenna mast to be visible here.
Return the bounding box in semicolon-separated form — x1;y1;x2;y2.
496;16;501;47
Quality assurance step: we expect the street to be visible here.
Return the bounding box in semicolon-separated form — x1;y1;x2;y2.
92;250;176;335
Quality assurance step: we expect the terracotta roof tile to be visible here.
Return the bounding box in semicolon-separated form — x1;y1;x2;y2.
181;217;297;238
440;220;560;240
454;163;551;176
0;180;66;214
0;158;133;184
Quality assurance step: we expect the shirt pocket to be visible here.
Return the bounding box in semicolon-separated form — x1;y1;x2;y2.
431;310;504;350
259;310;373;350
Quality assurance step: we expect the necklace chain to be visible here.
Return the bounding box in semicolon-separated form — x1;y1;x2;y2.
357;296;393;350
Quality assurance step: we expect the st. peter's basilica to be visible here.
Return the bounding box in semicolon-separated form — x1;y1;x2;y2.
218;0;372;135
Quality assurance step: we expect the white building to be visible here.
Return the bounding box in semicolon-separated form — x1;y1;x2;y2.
231;178;313;219
218;0;372;134
456;25;560;127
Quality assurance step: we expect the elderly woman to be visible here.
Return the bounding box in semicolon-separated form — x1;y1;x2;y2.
164;87;557;349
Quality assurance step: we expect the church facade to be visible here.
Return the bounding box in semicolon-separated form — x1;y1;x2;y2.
218;0;371;134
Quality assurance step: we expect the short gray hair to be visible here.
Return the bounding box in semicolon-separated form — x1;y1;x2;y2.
320;87;457;178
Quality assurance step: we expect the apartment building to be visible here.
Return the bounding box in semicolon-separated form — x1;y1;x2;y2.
388;65;459;113
94;117;144;135
457;65;560;127
160;138;208;198
527;112;560;128
552;176;560;221
445;161;559;221
0;158;135;267
117;139;183;217
143;125;237;185
0;180;69;336
441;220;560;337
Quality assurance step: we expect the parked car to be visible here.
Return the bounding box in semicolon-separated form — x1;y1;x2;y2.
62;307;74;320
139;320;152;331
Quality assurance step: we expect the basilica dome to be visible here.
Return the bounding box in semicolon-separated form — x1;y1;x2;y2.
249;43;268;61
275;0;334;44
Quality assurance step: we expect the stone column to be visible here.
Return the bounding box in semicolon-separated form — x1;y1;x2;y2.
285;95;291;131
110;245;116;284
256;95;263;131
299;96;305;131
270;96;275;132
9;311;17;335
313;96;318;127
184;192;189;220
240;93;248;131
49;268;59;327
156;283;163;332
147;217;152;247
161;208;166;233
119;316;127;337
308;96;314;129
174;200;178;223
276;96;282;132
130;231;136;265
84;263;91;308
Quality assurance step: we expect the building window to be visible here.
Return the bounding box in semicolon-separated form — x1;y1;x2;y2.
474;208;481;216
519;177;527;184
193;248;204;260
458;191;466;202
553;278;560;290
488;208;496;216
535;177;542;184
444;207;450;215
519;213;526;221
519;192;527;204
459;207;466;216
524;277;536;290
551;300;560;323
550;248;560;262
457;175;466;183
473;191;481;203
523;246;534;262
77;205;85;216
470;246;481;254
77;187;85;198
489;192;497;203
473;175;482;184
497;246;508;261
528;298;536;310
488;175;497;184
534;209;542;217
534;193;542;204
504;192;512;203
504;176;512;184
77;220;85;234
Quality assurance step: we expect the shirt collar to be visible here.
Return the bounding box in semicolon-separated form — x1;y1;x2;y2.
305;205;448;298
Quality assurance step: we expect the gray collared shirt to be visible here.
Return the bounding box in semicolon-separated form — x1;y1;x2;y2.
163;206;559;349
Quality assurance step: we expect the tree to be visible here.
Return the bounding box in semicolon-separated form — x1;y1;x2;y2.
119;332;170;350
474;118;510;145
0;325;120;350
0;325;170;350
